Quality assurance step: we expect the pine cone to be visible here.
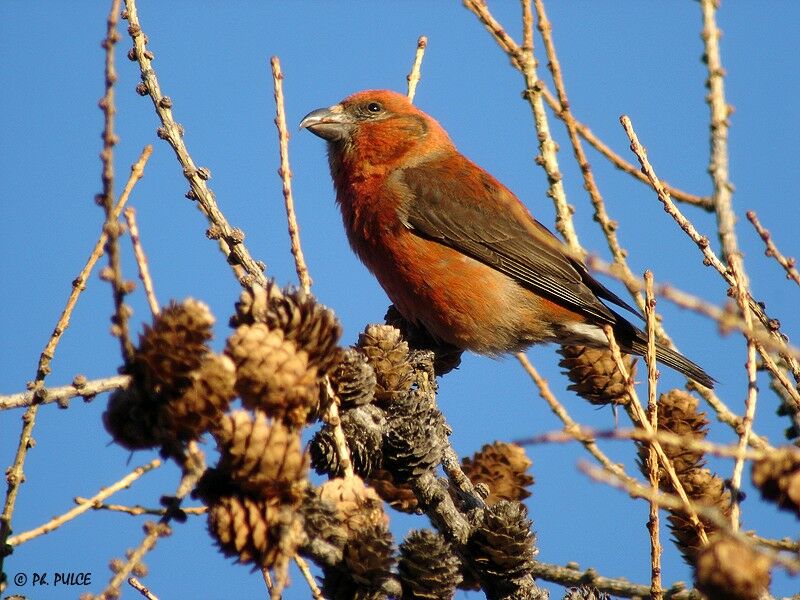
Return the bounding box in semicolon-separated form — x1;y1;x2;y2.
751;447;800;518
225;323;319;426
557;344;634;405
357;324;414;403
317;476;388;540
667;467;731;564
383;403;446;483
131;299;215;398
298;488;348;560
213;410;308;501
462;442;534;506
231;282;343;374
310;404;385;478
562;587;611;600
468;501;536;586
694;536;771;600
205;493;301;568
329;348;377;407
385;305;463;376
158;353;236;445
635;389;730;564
230;283;277;327
103;386;160;450
652;389;708;476
367;468;419;513
398;529;462;598
321;523;395;600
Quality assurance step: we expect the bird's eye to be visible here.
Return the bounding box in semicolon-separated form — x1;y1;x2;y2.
367;102;383;113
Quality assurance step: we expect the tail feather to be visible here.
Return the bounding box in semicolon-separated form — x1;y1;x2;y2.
614;317;715;388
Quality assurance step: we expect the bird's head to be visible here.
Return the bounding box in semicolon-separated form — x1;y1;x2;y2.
300;90;451;169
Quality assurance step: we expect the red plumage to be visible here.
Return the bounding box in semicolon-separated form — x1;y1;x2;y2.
301;90;713;387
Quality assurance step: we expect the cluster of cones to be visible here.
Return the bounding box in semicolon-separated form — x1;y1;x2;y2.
312;316;539;597
561;344;800;600
103;287;541;598
104;285;800;598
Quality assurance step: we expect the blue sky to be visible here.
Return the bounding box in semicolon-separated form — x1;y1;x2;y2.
2;2;799;598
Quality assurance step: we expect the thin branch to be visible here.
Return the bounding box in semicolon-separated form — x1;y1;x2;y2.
747;533;800;554
539;86;713;210
323;380;354;479
587;255;800;363
128;577;160;600
123;0;267;288
619;114;800;386
603;325;708;546
700;0;737;262
406;35;428;102
534;0;642;304
271;56;311;294
464;0;580;250
0;144;151;579
295;555;324;600
517;427;780;463
8;458;161;546
73;498;206;517
728;257;758;530
0;374;130;411
99;0;135;366
644;271;663;599
515;353;637;487
124;207;160;316
690;382;770;451
747;210;800;287
530;560;701;599
97;443;205;599
581;461;800;575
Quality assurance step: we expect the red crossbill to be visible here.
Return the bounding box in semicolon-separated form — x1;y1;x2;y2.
300;90;713;387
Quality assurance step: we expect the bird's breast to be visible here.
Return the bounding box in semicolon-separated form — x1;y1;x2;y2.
342;209;554;353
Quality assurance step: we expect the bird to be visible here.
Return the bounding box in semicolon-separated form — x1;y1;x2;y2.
300;89;714;388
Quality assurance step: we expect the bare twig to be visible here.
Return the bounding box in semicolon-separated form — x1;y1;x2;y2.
74;498;206;517
295;555;324;600
406;36;428;102
728;257;758;529
262;567;273;593
643;271;663;599
515;353;636;486
0;374;130;411
587;255;799;362
128;577;160;600
124;207;160;316
534;0;642;302
123;0;267;288
620;114;800;391
323;380;354;479
8;459;161;546
128;577;158;600
517;426;780;463
0;142;151;584
97;443;205;599
530;560;700;599
581;461;800;575
539;86;713;210
603;325;708;546
747;210;800;287
464;0;580;250
98;0;135;366
271;56;311;294
689;382;770;450
700;0;737;262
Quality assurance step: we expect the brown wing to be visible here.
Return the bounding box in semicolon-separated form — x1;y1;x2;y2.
398;159;639;325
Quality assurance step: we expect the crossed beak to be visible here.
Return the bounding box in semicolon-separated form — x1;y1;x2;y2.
299;104;352;142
